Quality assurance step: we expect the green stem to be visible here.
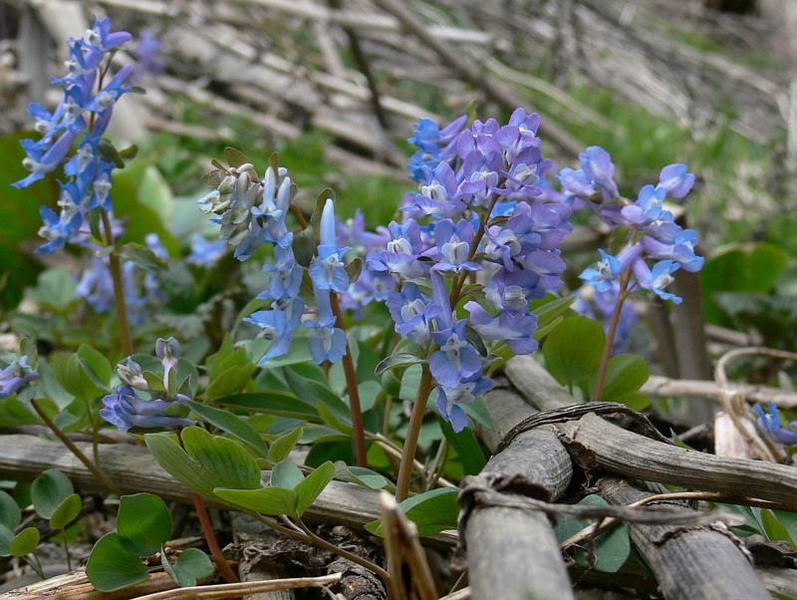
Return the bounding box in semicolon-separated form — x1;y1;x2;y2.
330;292;368;467
30;399;121;495
592;269;632;402
64;540;72;571
395;363;434;501
101;209;133;357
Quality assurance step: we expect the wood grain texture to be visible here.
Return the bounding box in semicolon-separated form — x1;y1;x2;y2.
466;388;574;600
0;434;455;546
598;478;769;600
557;412;797;504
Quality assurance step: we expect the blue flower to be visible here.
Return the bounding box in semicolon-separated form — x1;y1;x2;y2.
246;298;305;363
386;283;431;344
187;233;227;267
632;259;682;304
579;146;619;201
309;198;350;292
305;288;347;364
755;402;797;445
261;245;303;301
465;301;538;354
13;130;79;189
430;219;480;273
427;272;482;387
100;385;192;431
657;163;695;199
436;374;493;432
0;356;39;398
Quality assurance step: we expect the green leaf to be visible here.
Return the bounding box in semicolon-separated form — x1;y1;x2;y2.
543;317;605;390
145;433;213;498
9;527;39;557
187;400;268;457
0;490;21;530
334;462;392;491
271;460;305;489
77;344;112;387
366;488;459;537
375;353;422;375
117;493;172;557
554;494;631;572
295;461;335;515
32;469;74;519
207;364;256;401
318;402;352;435
400;364;423;402
772;510;797;550
0;523;14;556
26;269;78;314
595;354;649;402
217;392;317;419
270;427;303;462
166;547;215;587
49;493;82;531
87;532;150;592
214;486;298;516
357;380;381;412
121;242;168;273
181;427;261;491
440;419;486;476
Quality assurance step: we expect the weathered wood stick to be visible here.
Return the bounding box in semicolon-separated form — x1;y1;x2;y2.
642;374;797;408
1;570;184;600
557;412;797;505
465;388;575;600
0;434;456;546
598;478;769;600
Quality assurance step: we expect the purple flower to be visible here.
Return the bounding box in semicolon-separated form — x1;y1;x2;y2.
436;374;493;433
386;283;431;344
657;164;695;199
100;385;192;431
0;356;39;398
756;402;797;445
465;301;538;354
429;219;480;273
632;259;682;304
579;146;619;201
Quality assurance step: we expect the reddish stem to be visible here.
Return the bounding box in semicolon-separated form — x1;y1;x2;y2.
191;493;238;583
592;268;632;401
330;292;368;466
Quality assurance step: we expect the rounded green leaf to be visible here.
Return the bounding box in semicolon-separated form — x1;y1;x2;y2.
0;523;14;556
32;469;74;519
366;488;460;537
270;427;303;462
214;487;297;516
50;493;82;531
597;354;650;402
0;490;21;530
182;426;261;491
170;548;215;587
9;527;39;557
271;460;304;490
87;532;150;592
117;493;172;557
543;317;605;390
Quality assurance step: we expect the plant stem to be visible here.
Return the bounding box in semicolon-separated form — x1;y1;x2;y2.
100;209;133;357
295;518;389;579
191;493;238;583
64;540;72;571
395;364;435;501
29;398;122;496
330;292;368;467
592;269;632;402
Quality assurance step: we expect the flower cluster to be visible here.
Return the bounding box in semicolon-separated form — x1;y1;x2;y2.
77;233;167;324
0;356;39;398
100;338;193;431
755;402;797;446
566;148;703;303
13;17;135;254
200;160;357;366
373;109;573;431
